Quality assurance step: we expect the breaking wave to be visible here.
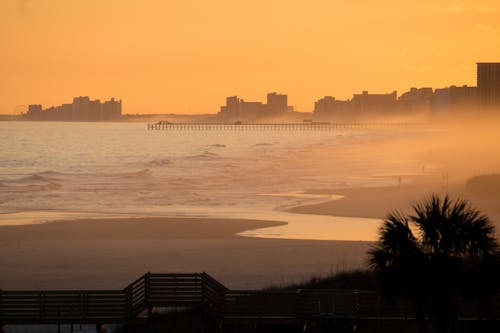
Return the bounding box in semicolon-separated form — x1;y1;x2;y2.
18;174;61;183
148;158;173;167
114;169;154;178
187;151;220;159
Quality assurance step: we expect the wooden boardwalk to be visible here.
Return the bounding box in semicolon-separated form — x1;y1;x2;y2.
147;121;415;131
0;273;226;326
0;272;498;331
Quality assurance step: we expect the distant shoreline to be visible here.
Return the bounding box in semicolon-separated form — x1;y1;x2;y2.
287;179;500;229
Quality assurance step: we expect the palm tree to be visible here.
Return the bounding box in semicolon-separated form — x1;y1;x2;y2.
369;194;499;333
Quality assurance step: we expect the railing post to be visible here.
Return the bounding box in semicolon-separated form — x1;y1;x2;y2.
145;272;151;307
353;289;360;331
0;290;3;328
39;292;44;323
295;289;302;320
125;286;133;320
354;289;360;315
82;292;88;324
201;273;206;305
0;289;3;332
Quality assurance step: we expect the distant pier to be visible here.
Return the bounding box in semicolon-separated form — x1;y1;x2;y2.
147;121;412;131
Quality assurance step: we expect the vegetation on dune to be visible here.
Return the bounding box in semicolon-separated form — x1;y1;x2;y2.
369;194;500;333
465;174;500;198
269;269;377;291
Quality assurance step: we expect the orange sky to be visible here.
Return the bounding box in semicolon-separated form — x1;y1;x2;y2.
1;0;499;114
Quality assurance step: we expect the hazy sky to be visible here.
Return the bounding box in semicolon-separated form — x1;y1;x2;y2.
1;0;499;114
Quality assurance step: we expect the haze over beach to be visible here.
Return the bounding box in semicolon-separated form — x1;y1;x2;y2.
1;1;500;332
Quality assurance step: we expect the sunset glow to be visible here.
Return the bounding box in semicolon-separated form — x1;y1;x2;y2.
1;0;499;114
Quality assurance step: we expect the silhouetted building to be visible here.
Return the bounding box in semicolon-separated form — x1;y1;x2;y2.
351;90;397;113
313;96;351;120
266;92;288;114
398;87;433;112
60;104;73;121
89;99;101;121
25;97;122;121
226;96;240;114
477;62;500;110
27;105;43;119
219;96;241;119
240;101;264;118
217;63;499;120
431;85;477;114
72;96;90;120
218;93;289;120
102;98;122;120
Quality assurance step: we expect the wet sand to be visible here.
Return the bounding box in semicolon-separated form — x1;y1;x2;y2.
289;180;500;229
0;217;371;290
288;182;449;219
2;179;498;291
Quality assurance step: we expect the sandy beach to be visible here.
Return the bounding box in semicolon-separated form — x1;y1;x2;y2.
289;181;449;219
289;180;500;227
1;176;498;291
0;217;371;290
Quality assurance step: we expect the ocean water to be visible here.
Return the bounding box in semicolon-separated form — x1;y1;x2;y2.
0;122;427;240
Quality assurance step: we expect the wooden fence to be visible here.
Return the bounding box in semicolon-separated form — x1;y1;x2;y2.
0;273;228;325
0;272;498;328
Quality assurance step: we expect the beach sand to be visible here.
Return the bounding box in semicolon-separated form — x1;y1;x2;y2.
289;181;449;219
289;180;500;226
0;217;371;290
2;178;498;291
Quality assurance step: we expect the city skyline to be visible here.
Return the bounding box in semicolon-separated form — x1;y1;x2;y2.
1;0;499;114
1;69;487;116
25;96;122;121
20;62;500;121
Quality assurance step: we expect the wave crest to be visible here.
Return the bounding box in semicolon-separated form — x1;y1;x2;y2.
187;151;220;159
148;158;173;167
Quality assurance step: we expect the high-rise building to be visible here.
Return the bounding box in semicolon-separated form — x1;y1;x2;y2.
266;92;288;114
398;87;434;112
313;96;351;120
25;97;121;121
27;105;43;119
218;93;286;120
102;98;122;120
351;91;397;113
477;63;500;110
89;99;101;121
72;96;90;120
431;85;477;114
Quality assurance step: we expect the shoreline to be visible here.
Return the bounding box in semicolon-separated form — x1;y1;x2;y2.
287;182;448;219
0;204;383;241
0;216;372;290
287;180;500;228
2;178;498;290
0;217;286;241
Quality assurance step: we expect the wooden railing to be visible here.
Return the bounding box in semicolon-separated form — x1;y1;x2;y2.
125;273;147;318
0;290;127;324
0;272;498;326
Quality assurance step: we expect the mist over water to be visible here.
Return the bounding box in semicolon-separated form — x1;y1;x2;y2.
1;119;497;238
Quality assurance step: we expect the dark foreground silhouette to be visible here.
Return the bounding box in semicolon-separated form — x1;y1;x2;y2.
369;194;500;333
